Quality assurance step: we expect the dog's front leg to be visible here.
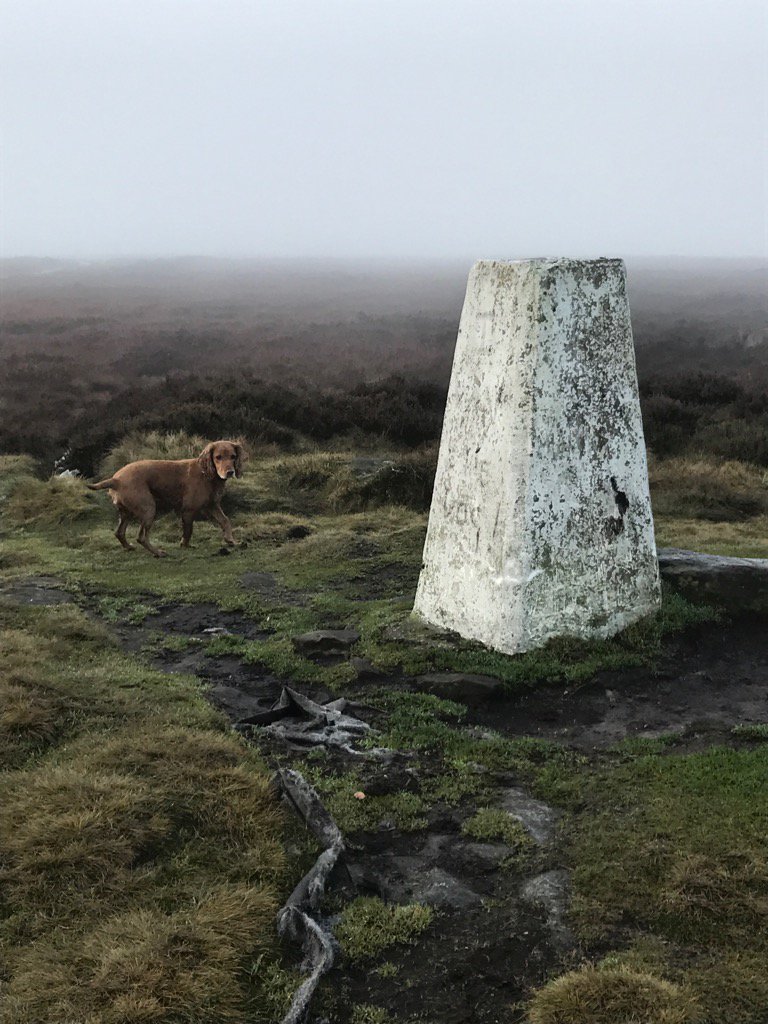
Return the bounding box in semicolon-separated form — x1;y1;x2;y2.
210;504;236;545
180;511;195;548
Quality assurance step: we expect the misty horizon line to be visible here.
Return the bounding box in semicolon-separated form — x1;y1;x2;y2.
2;252;767;266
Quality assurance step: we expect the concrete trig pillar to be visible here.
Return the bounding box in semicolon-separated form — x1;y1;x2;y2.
413;257;660;654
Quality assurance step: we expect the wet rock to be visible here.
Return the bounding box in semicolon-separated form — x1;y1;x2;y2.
292;629;360;654
412;867;484;909
500;788;561;845
658;548;768;615
390;863;484;910
417;833;453;864
450;841;511;875
520;869;573;949
414;672;504;705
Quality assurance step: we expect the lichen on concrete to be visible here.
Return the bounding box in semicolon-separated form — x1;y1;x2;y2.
414;257;660;654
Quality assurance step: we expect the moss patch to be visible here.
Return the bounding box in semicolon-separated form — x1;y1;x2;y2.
335;897;433;963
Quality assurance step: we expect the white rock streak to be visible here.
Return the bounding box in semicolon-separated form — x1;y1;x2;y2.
414;258;660;654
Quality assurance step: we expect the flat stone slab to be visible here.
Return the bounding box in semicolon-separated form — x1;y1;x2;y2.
413;671;505;705
520;869;574;949
658;548;768;615
389;862;484;910
292;629;361;653
500;788;561;845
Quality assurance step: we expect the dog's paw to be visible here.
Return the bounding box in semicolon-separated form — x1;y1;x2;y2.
154;549;168;558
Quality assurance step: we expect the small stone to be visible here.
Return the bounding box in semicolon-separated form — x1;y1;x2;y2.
451;841;511;875
520;869;573;949
409;867;484;910
292;629;360;654
350;656;389;682
413;671;504;705
500;788;561;845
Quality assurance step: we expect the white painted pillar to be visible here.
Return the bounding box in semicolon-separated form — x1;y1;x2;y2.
413;258;660;654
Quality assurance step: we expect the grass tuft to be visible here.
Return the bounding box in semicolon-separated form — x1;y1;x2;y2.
335;896;433;963
527;963;701;1024
460;807;534;851
0;601;287;1023
6;474;100;526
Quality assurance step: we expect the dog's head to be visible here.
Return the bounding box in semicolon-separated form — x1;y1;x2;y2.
198;440;245;481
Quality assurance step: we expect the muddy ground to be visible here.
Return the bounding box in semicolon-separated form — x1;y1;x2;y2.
5;576;768;1023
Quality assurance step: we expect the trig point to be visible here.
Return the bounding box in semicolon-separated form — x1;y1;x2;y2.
413;257;661;654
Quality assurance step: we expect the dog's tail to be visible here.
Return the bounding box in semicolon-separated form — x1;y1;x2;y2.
87;477;118;491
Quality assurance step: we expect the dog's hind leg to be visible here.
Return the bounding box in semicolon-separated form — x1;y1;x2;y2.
126;492;166;558
115;508;135;551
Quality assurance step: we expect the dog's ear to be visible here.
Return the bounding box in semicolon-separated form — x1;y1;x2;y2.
198;443;216;480
233;442;246;479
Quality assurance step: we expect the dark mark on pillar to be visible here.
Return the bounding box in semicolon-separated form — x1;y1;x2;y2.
605;477;630;538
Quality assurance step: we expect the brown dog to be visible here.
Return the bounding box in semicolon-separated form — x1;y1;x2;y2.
88;440;243;557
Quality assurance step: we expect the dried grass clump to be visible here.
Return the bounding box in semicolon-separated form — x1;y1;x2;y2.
328;447;437;513
527;964;701;1024
98;430;209;478
0;677;72;768
79;725;285;855
4;886;277;1024
0;453;38;501
649;456;768;522
6;473;99;526
0;766;173;921
659;852;768;945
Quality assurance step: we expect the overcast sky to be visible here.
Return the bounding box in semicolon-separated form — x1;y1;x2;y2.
1;0;766;260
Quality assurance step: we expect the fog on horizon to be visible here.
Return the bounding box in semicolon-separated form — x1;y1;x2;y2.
1;0;767;261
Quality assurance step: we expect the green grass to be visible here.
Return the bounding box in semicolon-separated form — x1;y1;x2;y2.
0;600;291;1023
335;897;433;963
300;763;429;833
460;807;534;849
3;447;766;1023
655;514;768;559
526;744;768;1024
